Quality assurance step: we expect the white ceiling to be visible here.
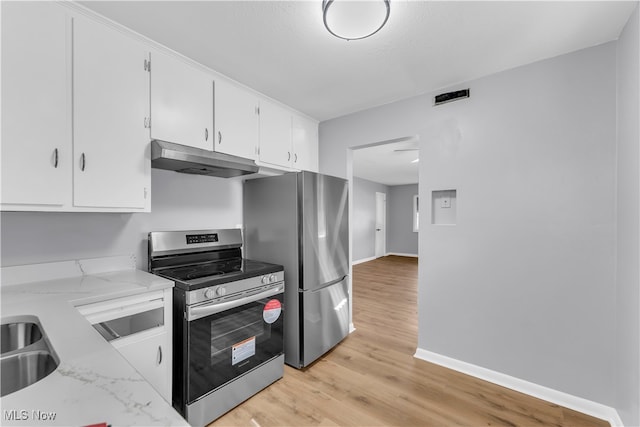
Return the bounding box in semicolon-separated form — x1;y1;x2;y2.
79;0;635;186
79;1;635;123
353;138;419;186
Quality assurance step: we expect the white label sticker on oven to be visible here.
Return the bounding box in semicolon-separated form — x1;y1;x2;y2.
232;336;256;366
263;299;282;324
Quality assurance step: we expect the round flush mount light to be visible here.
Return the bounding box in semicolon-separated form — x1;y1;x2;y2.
322;0;391;41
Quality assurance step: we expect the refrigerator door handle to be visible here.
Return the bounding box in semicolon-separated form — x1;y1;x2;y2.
303;276;348;293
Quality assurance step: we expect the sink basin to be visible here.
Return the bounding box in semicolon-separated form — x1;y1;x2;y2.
1;351;58;397
1;321;42;354
0;316;59;396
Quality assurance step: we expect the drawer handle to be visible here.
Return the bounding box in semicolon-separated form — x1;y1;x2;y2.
53;148;59;168
205;128;209;141
157;345;162;365
80;153;86;171
218;131;222;144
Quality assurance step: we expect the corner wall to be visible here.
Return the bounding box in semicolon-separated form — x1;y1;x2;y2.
615;3;640;426
387;184;419;256
320;42;617;406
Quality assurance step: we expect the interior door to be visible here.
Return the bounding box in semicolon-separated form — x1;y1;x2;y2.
375;192;386;258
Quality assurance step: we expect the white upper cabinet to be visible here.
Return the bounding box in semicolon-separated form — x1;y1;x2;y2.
73;16;150;209
258;100;293;168
150;50;213;150
1;1;70;206
214;79;259;160
292;114;319;173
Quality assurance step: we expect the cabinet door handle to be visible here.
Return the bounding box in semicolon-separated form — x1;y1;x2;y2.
53;148;59;168
157;345;162;365
287;151;291;161
80;153;86;171
218;131;222;144
205;128;209;141
294;153;298;163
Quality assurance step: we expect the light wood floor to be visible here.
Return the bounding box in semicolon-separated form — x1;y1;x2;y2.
210;256;608;427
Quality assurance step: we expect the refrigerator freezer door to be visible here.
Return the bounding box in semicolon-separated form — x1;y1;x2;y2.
301;277;349;367
300;172;349;292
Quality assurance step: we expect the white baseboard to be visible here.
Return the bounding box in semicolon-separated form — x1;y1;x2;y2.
414;348;623;427
349;323;356;334
352;256;378;265
385;252;419;258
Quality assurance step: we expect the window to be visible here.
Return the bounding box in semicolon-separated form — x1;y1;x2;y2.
413;195;419;232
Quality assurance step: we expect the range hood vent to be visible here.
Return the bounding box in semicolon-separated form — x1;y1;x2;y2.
151;140;259;178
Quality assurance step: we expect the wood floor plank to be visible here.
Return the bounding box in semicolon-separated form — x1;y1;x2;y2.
209;256;608;427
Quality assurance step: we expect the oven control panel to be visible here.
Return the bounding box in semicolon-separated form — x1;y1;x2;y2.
204;287;226;299
186;233;219;245
261;274;279;285
187;270;285;305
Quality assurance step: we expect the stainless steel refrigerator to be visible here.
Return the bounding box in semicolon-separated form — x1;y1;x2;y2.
243;171;349;368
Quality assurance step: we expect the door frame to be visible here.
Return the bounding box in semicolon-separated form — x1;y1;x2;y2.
374;191;386;258
346;135;420;333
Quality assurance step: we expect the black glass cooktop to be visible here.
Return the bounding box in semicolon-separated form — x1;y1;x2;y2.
158;257;282;290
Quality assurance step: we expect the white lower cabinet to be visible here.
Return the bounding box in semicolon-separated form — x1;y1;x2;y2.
114;330;171;402
77;289;173;403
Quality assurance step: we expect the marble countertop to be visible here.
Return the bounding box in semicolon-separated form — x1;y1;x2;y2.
0;256;189;427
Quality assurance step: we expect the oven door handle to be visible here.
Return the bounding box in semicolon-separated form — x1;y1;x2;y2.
187;284;283;321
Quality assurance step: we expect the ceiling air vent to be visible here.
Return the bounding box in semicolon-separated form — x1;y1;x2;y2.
434;89;470;106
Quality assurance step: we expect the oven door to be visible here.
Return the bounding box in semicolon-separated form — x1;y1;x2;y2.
185;283;284;404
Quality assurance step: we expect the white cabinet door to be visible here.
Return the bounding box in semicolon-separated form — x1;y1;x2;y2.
292;114;319;172
150;50;213;150
115;332;171;402
1;2;70;206
73;16;149;209
214;79;259;160
258;100;292;168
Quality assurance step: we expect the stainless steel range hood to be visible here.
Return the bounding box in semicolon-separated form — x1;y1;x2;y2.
151;140;259;178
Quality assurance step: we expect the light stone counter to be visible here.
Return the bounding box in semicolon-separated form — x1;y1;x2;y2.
0;256;189;427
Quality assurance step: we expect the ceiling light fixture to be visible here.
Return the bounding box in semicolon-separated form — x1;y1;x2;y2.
322;0;391;41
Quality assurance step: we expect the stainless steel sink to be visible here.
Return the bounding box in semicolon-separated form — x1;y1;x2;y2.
1;321;43;354
0;316;59;397
1;351;58;397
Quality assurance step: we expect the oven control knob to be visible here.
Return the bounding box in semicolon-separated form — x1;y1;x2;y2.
262;275;270;285
204;288;215;299
216;287;226;297
270;274;277;283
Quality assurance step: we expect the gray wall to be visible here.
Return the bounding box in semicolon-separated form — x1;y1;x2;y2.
615;4;640;426
1;169;244;269
320;42;617;405
352;177;388;262
387;184;418;256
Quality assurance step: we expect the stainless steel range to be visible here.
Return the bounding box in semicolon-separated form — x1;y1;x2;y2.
148;229;284;427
